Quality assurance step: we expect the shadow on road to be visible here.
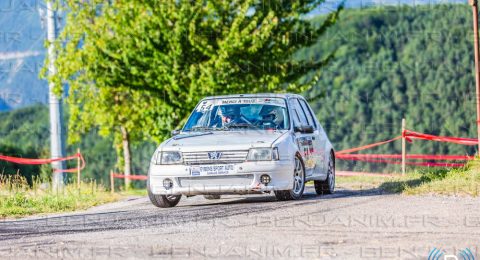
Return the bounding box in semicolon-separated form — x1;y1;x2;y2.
188;184;388;207
0;185;392;243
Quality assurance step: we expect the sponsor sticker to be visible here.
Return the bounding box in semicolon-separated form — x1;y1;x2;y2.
219;98;285;106
195;98;286;112
190;164;235;176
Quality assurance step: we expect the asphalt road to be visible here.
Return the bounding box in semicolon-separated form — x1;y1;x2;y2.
1;185;479;260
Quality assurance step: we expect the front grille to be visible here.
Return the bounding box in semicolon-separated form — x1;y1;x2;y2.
183;150;248;165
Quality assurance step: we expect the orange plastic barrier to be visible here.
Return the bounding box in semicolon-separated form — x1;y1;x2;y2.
336;129;477;168
0;153;85;173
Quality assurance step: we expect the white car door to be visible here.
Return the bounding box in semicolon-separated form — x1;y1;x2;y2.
289;98;319;178
298;98;328;178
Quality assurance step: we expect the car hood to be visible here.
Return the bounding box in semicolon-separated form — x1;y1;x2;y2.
161;131;288;152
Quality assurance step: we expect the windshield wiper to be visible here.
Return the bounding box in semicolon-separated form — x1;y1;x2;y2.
225;123;259;129
190;126;215;132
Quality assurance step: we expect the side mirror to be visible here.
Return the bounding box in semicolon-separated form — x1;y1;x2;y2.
171;129;180;136
294;125;314;134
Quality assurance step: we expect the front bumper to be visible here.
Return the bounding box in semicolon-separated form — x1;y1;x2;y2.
148;160;294;196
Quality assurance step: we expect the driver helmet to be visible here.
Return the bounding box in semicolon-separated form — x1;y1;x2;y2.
260;105;284;126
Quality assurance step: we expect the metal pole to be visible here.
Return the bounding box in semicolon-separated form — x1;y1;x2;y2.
470;0;480;154
77;148;81;190
402;118;406;175
110;170;114;194
47;1;66;190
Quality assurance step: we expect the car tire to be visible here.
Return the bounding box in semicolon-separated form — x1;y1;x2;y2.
147;180;181;208
275;155;305;201
314;151;335;195
204;195;221;200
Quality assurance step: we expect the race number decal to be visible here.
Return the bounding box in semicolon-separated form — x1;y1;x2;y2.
195;100;214;112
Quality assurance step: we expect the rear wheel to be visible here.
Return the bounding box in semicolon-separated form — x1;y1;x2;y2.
148;180;181;208
314;152;335;195
275;155;305;201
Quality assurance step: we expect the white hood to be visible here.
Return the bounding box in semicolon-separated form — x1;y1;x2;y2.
161;131;288;152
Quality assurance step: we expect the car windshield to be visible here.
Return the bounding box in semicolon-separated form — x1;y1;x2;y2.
183;97;290;131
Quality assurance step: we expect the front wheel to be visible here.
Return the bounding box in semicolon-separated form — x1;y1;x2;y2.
275;155;305;201
314;152;335;195
148;181;181;208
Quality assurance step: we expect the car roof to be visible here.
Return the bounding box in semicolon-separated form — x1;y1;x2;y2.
201;93;304;101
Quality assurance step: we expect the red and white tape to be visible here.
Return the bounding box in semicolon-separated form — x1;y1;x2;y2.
0;153;85;173
336;129;477;168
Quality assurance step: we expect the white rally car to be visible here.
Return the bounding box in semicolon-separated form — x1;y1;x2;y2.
148;94;335;207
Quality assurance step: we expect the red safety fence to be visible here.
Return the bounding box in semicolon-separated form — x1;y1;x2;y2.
336;136;403;154
111;173;147;180
0;153;85;173
404;130;478;146
337;171;394;178
337;154;474;160
337;157;466;167
110;172;147;193
336;129;478;168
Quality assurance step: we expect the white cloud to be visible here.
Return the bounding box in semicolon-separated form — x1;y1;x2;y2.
0;51;42;61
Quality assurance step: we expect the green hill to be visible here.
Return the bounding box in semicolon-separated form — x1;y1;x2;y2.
303;4;477;171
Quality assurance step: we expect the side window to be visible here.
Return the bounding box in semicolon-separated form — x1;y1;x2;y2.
299;99;317;128
291;99;309;126
288;99;301;127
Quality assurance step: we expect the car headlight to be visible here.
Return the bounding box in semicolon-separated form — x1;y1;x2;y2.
155;151;183;165
247;148;279;161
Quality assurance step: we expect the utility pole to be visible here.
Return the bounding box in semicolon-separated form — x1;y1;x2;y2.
470;0;480;153
401;118;406;175
46;1;66;190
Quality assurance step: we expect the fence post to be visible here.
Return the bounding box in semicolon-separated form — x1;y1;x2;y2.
77;148;81;190
402;118;406;175
110;170;114;194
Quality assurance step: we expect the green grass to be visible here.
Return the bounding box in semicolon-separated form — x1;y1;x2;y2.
402;160;480;196
0;174;145;218
337;160;480;196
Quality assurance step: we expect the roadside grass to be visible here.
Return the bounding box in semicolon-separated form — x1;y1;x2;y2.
337;159;480;196
0;174;145;218
402;160;480;196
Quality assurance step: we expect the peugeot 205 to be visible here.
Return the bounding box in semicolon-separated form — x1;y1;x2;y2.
147;94;335;207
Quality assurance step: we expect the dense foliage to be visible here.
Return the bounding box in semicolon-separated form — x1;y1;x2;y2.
0;106;49;183
301;4;477;171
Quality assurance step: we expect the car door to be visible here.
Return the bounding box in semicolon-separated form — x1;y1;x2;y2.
298;98;327;178
289;98;317;177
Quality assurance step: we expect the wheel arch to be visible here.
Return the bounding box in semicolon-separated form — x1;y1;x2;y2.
294;151;306;169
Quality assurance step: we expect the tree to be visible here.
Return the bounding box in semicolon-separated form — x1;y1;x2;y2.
303;5;477;172
47;0;342;184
